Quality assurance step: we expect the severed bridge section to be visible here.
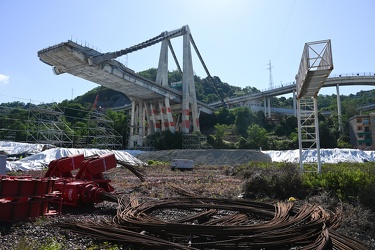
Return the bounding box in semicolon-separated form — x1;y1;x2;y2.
38;25;215;148
295;40;333;173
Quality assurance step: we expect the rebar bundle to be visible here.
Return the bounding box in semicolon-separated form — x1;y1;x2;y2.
58;197;369;249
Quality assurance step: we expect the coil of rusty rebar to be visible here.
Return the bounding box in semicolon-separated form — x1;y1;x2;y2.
58;196;370;249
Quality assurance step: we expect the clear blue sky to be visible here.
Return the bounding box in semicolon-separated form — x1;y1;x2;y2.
1;0;374;104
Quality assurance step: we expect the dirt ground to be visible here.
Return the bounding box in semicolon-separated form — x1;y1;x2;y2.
135;149;271;165
1;150;374;249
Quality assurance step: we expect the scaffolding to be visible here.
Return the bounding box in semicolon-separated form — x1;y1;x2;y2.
84;111;123;150
0;104;123;149
26;104;74;147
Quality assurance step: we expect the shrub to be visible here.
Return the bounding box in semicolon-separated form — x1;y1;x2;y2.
303;163;375;209
240;163;307;200
239;162;375;211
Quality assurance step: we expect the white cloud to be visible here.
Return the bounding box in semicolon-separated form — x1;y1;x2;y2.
0;74;10;84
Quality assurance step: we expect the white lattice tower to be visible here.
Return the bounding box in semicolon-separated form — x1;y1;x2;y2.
296;40;333;173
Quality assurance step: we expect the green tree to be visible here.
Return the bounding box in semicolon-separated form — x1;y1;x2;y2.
274;115;297;136
341;97;358;118
234;107;258;136
214;107;235;125
214;123;229;146
59;101;88;124
319;120;338;148
247;124;269;149
138;68;157;81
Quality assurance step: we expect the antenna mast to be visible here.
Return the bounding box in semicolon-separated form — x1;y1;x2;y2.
266;60;274;89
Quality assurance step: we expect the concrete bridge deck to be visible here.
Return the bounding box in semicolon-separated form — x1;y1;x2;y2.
38;40;214;114
38;41;182;101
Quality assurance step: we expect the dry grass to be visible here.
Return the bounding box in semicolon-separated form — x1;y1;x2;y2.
110;164;242;199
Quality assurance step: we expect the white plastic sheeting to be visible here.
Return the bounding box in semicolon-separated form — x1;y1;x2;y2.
1;141;145;172
1;141;374;172
263;148;375;164
0;141;48;155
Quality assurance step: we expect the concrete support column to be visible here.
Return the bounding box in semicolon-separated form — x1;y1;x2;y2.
164;97;175;133
190;76;200;132
139;100;144;137
293;90;296;116
134;102;139;135
263;97;267;116
159;101;166;131
181;27;192;133
267;97;271;118
156;39;169;86
150;103;160;133
129;100;137;148
144;103;154;135
175;114;181;132
130;100;135;138
336;83;343;133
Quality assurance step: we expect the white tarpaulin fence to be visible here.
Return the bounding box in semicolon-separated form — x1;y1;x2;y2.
1;141;374;172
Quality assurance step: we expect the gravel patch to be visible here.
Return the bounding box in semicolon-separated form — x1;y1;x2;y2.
136;149;271;165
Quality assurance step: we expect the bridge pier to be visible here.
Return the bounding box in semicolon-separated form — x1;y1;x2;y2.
129;100;145;148
263;97;272;118
263;98;266;115
293;90;297;116
267;98;271;118
128;98;180;148
336;83;343;133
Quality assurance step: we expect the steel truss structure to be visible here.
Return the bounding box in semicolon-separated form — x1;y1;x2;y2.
26;104;74;147
296;40;333;173
84;112;123;150
0;104;122;149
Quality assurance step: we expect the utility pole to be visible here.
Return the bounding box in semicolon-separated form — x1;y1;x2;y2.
266;60;274;89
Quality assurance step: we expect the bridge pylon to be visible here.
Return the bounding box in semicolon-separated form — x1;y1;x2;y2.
128;25;200;148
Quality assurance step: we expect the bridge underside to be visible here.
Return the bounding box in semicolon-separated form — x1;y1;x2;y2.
38;41;182;102
298;69;333;98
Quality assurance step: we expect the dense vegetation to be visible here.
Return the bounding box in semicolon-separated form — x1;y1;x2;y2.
1;68;374;149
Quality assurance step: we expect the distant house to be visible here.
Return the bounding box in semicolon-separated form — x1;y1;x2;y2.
349;113;375;150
